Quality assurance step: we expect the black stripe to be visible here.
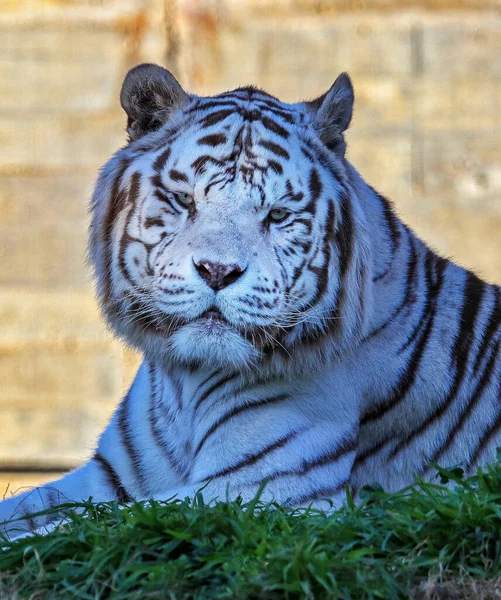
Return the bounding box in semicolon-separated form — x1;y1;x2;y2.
101;159;130;303
117;391;145;494
468;401;501;469
373;193;401;282
452;271;486;371
205;430;303;479
260;115;290;139
144;217;164;229
388;270;486;458
152;147;171;173
364;232;418;340
301;146;315;162
262;434;357;482
255;97;295;116
432;338;501;464
45;488;63;526
197;133;228;147
147;365;188;480
200;109;234;128
303;201;334;309
473;286;501;374
169;169;189;183
194;373;238;412
195;370;221;392
117;172;143;287
361;253;447;425
337;189;354;278
191;155;225;176
187;100;238;114
268;160;283;175
170;371;184;411
352;437;391;470
194;394;289;457
284;479;349;506
308;167;322;203
258;104;295;123
94;452;131;503
153;189;181;215
397;249;441;355
258;140;290;160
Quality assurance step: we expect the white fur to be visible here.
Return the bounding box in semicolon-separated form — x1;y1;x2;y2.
1;86;500;540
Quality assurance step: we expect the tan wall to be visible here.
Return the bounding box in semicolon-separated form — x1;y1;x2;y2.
1;0;500;491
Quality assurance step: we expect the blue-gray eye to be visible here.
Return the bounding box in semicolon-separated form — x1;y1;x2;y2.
267;208;290;223
176;192;194;209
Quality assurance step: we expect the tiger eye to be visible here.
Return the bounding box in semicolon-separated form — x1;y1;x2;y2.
267;208;290;223
176;192;194;208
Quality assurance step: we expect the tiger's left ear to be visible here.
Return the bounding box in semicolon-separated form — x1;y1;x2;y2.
120;63;188;141
306;73;354;155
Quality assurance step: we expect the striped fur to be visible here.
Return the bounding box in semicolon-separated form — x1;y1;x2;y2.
2;65;501;537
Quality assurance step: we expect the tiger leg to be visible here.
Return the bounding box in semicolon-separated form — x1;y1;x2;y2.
0;458;120;540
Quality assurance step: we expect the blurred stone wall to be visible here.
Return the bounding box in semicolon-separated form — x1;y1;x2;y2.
0;0;500;489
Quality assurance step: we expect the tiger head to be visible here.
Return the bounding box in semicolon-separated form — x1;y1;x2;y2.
89;64;372;375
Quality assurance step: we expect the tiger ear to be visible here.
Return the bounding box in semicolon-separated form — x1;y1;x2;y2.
307;72;354;155
120;63;188;141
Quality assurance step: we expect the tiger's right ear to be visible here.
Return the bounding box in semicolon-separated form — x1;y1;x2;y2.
120;63;188;141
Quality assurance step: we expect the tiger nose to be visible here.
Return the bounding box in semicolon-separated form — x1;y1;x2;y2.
193;260;245;291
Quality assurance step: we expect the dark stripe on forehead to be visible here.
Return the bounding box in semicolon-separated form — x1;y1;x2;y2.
200;109;235;128
261;115;290;139
152;147;171;173
253;99;295;123
191;154;225;176
187;99;239;114
169;169;189;183
221;86;279;101
258;139;290;160
197;133;228;147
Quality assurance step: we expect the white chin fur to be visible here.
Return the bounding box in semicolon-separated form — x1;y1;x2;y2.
167;321;261;370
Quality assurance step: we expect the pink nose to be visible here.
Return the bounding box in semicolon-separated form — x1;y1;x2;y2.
193;260;245;291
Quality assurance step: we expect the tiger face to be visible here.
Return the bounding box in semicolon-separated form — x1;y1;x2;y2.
90;65;370;373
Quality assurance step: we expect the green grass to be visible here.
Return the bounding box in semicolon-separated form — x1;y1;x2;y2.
2;462;501;599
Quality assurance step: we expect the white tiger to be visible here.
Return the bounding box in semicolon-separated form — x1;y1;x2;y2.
1;63;500;537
